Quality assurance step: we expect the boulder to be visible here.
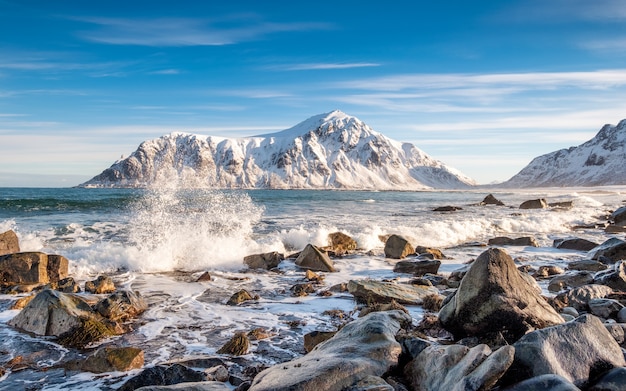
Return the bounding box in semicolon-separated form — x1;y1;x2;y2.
610;205;626;225
393;260;441;276
533;265;564;279
548;271;594;292
295;244;335;272
346;376;393;391
588;367;626;391
505;314;626;388
8;289;116;347
554;285;614;311
243;251;284;270
481;194;505;206
216;332;249;356
46;254;68;282
85;275;115;294
76;347;144;373
57;277;81;293
0;252;49;284
226;289;258;306
304;330;337;352
0;230;20;256
488;237;539;247
348;279;439;305
567;259;608;272
95;290;148;322
501;374;581;391
249;310;410;391
134;382;231;391
384;235;414;259
588;298;624;319
118;363;207;391
404;344;515;391
196;272;212;282
327;232;357;254
439;248;563;341
594;262;626;290
415;246;446;259
549;201;574;209
553;238;599;252
591;238;626;263
519;199;548;209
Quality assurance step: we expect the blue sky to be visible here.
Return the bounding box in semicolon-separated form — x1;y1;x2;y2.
2;0;626;186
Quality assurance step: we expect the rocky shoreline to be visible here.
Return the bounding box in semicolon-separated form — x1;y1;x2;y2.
1;194;626;390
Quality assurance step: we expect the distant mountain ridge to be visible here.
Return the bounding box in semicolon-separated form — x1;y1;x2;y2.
502;119;626;187
79;110;476;190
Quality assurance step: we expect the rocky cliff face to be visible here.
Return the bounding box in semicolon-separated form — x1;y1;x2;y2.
80;110;476;190
502;119;626;187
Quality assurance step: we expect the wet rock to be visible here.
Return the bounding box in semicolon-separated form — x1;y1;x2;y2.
488;236;539;247
95;290;148;322
304;269;324;283
549;201;574;209
359;300;408;318
85;275;115;294
439;248;563;341
216;332;249;356
348;279;439;305
118;363;208;391
243;252;284;270
384;235;414;259
327;232;357;254
8;289;116;348
604;323;625;345
553;238;599;252
588;298;624;319
414;246;446;259
76;347;144;373
249;310;410;391
611;206;626;225
533;265;564;279
618;307;626;323
422;293;444;312
56;277;81;293
480;194;505;206
196;272;212;282
226;289;258;306
291;283;315;297
0;230;19;256
205;365;229;382
604;224;626;233
304;330;337;352
404;344;515;391
501;374;581;391
10;294;35;310
567;259;608;272
347;376;394;391
519;199;548;209
548;271;594;292
0;252;49;284
554;284;614;311
588;367;626;391
46;254;68;283
295;244;335;272
433;205;462;212
591;238;626;263
393;259;441;276
594;262;626;290
504;314;626;388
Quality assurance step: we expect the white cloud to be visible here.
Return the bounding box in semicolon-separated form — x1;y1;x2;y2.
278;63;380;71
75;16;331;46
149;69;181;75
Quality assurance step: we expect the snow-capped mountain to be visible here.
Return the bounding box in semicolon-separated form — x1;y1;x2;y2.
79;110;476;190
502;119;626;187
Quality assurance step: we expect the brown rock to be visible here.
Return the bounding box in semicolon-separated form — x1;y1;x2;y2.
415;246;446;259
46;254;68;283
0;252;49;284
295;244;335;272
384;235;415;259
304;330;337;352
348;279;440;305
519;199;548;209
393;259;441;276
57;277;81;293
95;290;148;322
78;347;144;373
0;230;20;256
243;252;284;270
327;232;357;254
85;275;115;294
10;294;35;310
439;248;563;341
553;238;599;252
217;332;249;356
433;206;463;212
226;289;257;305
481;194;505;206
488;236;539;247
196;271;212;282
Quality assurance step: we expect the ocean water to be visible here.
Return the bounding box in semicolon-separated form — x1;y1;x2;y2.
0;186;624;389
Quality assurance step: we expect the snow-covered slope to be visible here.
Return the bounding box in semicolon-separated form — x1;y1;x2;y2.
79;110;476;190
502;119;626;187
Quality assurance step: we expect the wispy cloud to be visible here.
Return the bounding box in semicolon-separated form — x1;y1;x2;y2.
149;69;181;75
74;16;331;46
496;0;626;22
278;62;380;71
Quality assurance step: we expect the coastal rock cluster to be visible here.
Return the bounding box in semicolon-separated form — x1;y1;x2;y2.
2;194;626;389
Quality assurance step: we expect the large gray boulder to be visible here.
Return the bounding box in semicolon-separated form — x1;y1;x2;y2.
348;279;439;305
591;238;626;263
588;367;626;391
384;235;415;259
404;343;515;391
501;374;581;391
0;252;68;285
439;248;563;340
505;314;626;388
393;259;441;276
249;310;410;391
610;206;626;225
0;230;20;256
519;199;548;209
594;261;626;290
95;290;148;322
553;238;599;252
295;244;336;272
243;251;284;270
555;284;614;311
